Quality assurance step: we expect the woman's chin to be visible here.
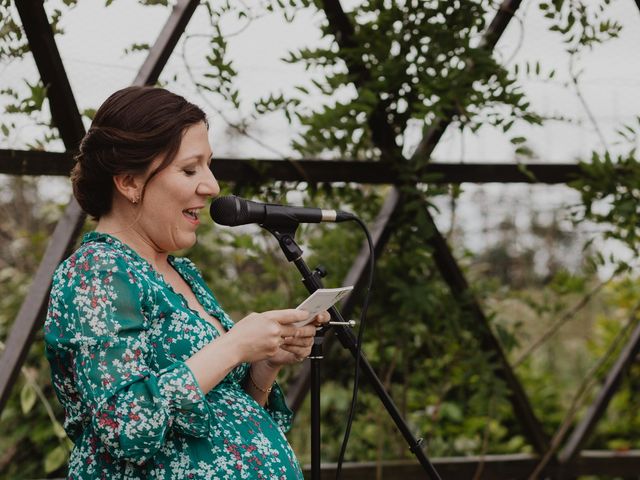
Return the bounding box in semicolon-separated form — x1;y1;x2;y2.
178;233;198;250
160;232;197;252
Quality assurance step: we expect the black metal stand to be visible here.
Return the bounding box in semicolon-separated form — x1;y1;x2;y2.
263;222;442;480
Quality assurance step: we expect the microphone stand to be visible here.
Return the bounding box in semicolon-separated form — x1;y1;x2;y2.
262;222;441;480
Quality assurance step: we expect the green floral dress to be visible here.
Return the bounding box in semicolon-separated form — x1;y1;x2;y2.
44;232;303;479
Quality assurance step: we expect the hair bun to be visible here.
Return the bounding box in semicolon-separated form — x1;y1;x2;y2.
71;151;111;219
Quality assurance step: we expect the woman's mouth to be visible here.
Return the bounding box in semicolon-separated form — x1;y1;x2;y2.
183;208;200;224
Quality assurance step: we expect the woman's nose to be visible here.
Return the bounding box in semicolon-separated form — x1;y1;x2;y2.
197;168;220;197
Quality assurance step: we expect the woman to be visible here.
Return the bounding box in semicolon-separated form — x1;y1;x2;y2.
44;86;328;479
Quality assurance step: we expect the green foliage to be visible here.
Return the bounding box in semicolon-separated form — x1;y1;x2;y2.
266;0;541;160
570;117;640;256
0;178;71;478
0;80;59;150
580;279;640;451
195;17;241;111
0;0;28;60
538;0;622;53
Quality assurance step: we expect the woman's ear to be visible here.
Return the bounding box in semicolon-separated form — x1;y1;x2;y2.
113;173;143;204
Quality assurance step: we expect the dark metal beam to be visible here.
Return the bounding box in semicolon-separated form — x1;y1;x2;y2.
303;455;546;480
422;207;551;454
482;0;522;50
559;320;640;464
133;0;200;86
35;450;640;479
0;150;73;176
408;0;550;456
0;0;200;413
301;451;640;479
571;449;640;476
14;0;84;151
0;0;88;413
0;149;583;184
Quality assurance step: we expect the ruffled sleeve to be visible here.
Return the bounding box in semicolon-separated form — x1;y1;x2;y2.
264;382;294;432
62;250;211;464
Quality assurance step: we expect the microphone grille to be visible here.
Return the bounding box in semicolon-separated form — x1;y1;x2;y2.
210;195;246;226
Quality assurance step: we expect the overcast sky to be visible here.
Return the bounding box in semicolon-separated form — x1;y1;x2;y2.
2;0;639;270
3;1;639;160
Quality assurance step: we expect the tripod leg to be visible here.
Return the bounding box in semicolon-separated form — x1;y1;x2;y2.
310;337;323;480
332;325;442;480
264;228;441;479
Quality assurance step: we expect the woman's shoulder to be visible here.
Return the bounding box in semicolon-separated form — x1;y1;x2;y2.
170;255;207;285
53;232;146;283
170;255;210;289
170;255;200;274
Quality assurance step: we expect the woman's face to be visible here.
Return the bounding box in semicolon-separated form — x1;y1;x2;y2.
134;121;219;252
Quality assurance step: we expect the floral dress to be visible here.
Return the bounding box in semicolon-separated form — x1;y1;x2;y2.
44;232;303;479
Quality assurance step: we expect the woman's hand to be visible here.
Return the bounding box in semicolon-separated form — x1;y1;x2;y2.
227;309;309;364
241;311;331;406
265;311;331;367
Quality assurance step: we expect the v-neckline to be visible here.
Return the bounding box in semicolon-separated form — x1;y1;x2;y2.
84;231;228;338
161;261;227;337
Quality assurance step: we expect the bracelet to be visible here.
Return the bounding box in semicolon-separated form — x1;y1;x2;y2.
249;368;273;394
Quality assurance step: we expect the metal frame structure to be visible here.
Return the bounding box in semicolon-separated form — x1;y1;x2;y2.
1;0;639;477
0;149;582;183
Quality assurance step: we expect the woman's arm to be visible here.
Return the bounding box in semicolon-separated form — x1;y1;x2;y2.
244;360;281;406
51;254;213;465
185;309;309;394
184;333;242;393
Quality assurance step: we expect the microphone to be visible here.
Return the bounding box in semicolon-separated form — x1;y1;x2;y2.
210;195;354;227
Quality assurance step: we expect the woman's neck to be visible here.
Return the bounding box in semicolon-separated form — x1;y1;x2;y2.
96;215;170;272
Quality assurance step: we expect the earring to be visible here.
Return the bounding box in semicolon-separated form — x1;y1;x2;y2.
131;194;140;204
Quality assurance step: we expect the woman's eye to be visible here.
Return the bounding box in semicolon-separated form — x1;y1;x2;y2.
184;169;196;176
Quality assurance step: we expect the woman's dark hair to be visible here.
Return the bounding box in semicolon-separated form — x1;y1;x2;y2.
71;86;207;219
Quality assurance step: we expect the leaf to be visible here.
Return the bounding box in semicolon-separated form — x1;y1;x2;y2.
515;145;534;157
81;108;96;120
517;162;537;181
441;402;463;422
502;119;514;132
53;420;67;439
20;383;36;415
44;445;67;473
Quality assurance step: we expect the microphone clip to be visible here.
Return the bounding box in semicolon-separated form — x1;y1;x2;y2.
262;223;303;262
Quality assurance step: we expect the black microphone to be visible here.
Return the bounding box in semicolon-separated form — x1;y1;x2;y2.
210;195;354;227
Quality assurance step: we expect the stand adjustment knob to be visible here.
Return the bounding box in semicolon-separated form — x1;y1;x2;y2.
328;320;356;327
313;265;327;278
